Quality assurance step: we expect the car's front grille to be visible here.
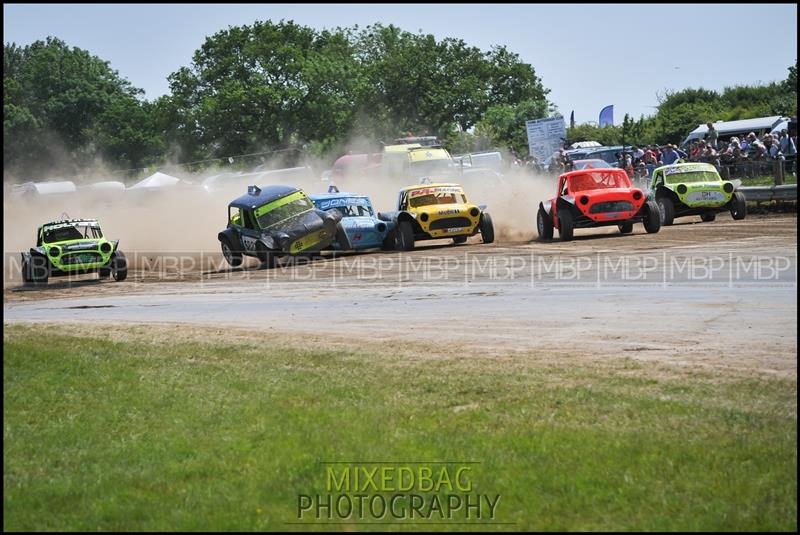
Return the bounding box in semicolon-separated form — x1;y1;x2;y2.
589;201;634;214
61;252;103;265
428;217;472;230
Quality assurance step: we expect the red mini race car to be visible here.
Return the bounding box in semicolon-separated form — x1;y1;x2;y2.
537;168;661;241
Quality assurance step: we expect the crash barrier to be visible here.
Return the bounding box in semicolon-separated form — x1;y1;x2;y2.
739;184;797;202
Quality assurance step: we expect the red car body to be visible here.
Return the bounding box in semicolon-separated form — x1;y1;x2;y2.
537;168;661;241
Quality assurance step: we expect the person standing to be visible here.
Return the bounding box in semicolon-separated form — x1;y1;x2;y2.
706;122;719;149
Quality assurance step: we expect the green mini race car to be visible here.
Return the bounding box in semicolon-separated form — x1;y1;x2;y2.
21;218;128;284
649;162;747;225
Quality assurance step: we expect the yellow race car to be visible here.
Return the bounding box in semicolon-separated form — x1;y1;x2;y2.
378;182;495;250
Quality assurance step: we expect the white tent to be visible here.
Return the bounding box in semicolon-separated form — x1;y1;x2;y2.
12;180;77;197
80;181;126;193
128;172;181;189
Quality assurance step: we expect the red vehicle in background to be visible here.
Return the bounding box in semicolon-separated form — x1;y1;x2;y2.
537;168;661;241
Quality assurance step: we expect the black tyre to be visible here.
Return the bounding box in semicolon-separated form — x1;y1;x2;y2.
397;220;415;251
29;255;49;284
558;209;574;241
256;242;277;269
730;191;747;220
700;212;716;222
111;251;128;282
618;222;633;234
537;207;554;240
480;212;495;244
221;239;243;267
657;196;675;226
381;228;397;251
21;256;32;283
643;200;661;234
98;266;111;279
452;236;468;244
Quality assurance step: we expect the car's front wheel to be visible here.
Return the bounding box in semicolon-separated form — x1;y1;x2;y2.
643;200;662;234
730;191;747;220
452;236;468;245
256;242;277;269
701;212;716;222
657;196;675;226
480;213;495;244
618;222;633;234
537;207;554;240
221;239;243;267
558;209;574;241
396;220;415;251
111;252;128;281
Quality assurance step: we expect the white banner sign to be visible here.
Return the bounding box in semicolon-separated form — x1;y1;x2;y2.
526;117;566;162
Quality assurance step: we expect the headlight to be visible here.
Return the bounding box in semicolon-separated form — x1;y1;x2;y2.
375;222;387;233
580;195;589;205
48;246;60;257
100;242;112;253
722;182;734;194
676;184;688;195
632;190;643;200
470;207;480;217
420;213;429;222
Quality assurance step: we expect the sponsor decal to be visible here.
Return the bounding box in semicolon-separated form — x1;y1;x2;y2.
687;190;725;202
438;209;460;215
318;197;370;210
409;187;464;198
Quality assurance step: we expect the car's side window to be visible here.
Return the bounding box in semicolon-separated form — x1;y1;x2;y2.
242;209;258;230
36;230;42;247
561;180;569;196
398;192;408;211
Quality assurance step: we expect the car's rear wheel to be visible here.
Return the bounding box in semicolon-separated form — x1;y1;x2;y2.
111;252;128;281
453;236;468;244
221;239;243;267
480;213;495;244
657;196;675;226
618;222;633;234
537;207;554;240
643;200;661;234
397;220;415;251
701;212;716;222
730;191;747;220
558;209;574;241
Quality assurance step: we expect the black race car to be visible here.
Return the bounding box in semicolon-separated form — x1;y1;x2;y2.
218;185;351;268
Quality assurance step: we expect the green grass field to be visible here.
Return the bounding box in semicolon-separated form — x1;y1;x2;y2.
3;323;797;531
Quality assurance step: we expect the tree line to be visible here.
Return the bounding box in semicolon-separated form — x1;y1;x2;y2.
3;19;796;178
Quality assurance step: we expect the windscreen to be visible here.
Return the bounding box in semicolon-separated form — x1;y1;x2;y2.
569;171;629;192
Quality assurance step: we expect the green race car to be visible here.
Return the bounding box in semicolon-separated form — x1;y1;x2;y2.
649;162;747;225
21;218;128;284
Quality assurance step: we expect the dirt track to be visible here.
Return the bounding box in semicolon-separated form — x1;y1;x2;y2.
4;213;797;376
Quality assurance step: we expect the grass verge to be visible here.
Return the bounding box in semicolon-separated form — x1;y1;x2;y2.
3;323;797;531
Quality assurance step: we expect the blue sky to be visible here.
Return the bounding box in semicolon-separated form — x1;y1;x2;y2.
4;3;797;125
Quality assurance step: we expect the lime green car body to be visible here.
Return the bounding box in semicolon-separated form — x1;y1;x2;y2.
21;218;127;284
648;163;747;224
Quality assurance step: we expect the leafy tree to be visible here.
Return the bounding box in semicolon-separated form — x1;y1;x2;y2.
3;37;158;176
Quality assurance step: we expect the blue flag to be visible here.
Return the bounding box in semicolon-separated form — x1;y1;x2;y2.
599;105;614;127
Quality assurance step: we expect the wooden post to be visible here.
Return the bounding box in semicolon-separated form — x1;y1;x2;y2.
773;160;785;186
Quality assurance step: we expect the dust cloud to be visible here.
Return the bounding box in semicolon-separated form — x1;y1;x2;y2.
3;154;556;258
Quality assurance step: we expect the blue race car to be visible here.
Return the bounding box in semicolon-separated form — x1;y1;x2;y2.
310;187;396;250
